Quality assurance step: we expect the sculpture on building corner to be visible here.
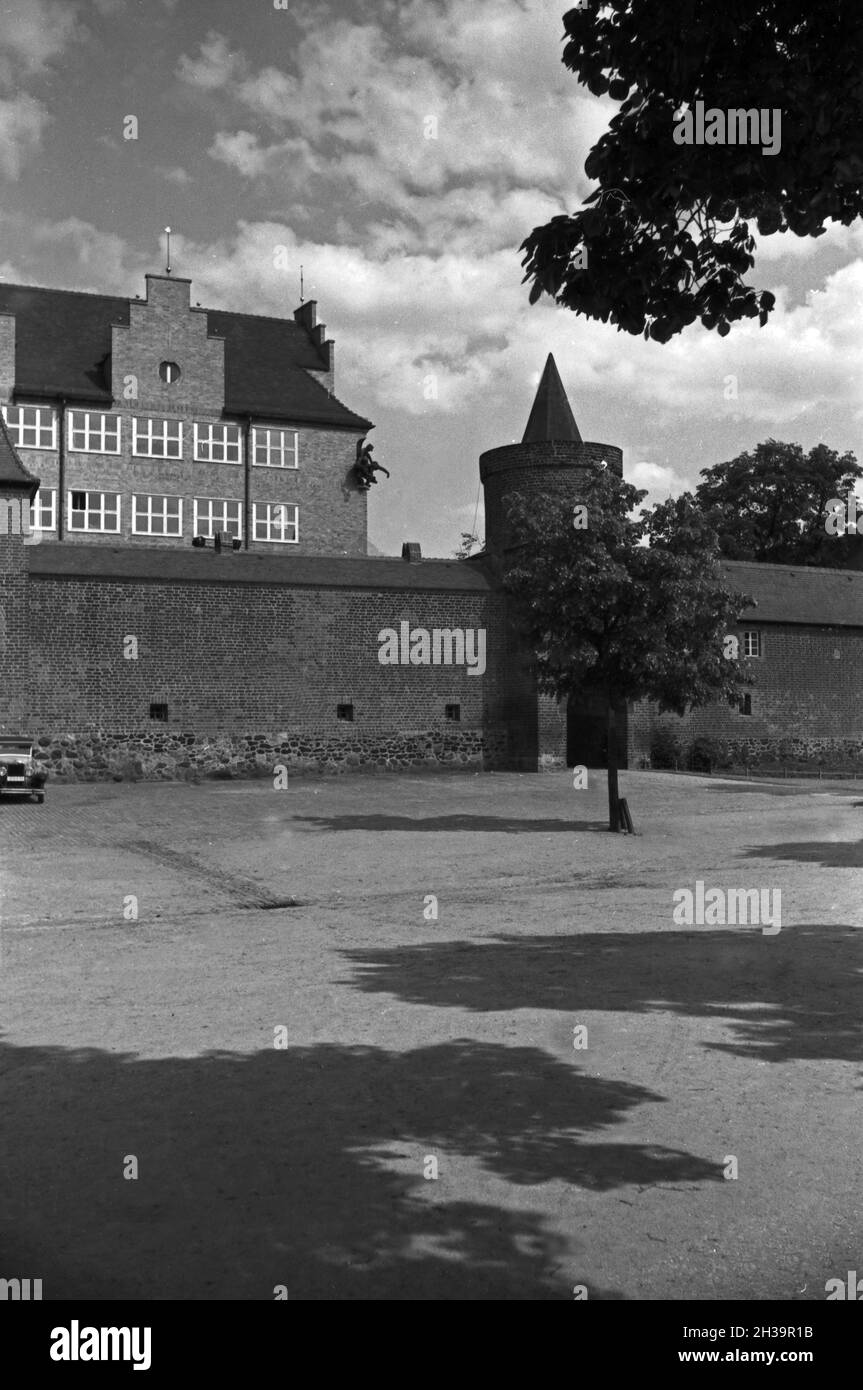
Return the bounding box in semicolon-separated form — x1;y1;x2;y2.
355;437;390;490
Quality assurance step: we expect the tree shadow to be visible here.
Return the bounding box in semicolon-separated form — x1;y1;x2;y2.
0;1036;719;1301
739;840;863;867
706;781;824;797
291;814;609;833
339;925;863;1065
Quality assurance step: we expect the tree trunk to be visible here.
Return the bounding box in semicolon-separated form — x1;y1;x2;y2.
606;700;621;831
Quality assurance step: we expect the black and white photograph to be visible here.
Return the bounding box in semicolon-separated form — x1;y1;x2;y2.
0;0;860;1349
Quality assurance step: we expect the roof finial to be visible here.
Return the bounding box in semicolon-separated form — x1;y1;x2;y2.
164;226;172;275
300;263;304;304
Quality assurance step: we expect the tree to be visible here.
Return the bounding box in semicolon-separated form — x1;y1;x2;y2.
694;440;862;564
521;3;863;340
502;470;752;830
453;530;483;559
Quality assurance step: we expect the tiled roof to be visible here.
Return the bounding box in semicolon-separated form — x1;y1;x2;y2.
522;354;582;443
0;283;372;429
0;410;39;493
23;545;863;617
0;284;127;402
207;309;371;428
724;560;863;627
26;543;494;593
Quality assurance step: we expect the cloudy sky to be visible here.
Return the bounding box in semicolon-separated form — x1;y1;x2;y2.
1;0;861;555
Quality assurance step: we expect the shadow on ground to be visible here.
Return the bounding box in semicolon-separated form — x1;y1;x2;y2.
0;1037;720;1301
340;925;863;1064
739;840;863;868
291;813;609;833
703;778;856;800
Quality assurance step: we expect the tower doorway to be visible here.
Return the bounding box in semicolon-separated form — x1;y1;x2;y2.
566;698;628;769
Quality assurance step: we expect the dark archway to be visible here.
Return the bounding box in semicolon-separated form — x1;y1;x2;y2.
567;697;628;770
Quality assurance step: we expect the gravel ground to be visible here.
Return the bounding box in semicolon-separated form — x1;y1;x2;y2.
1;768;861;1300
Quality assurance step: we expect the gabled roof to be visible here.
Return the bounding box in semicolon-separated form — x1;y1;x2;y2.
0;283;372;429
0;409;39;494
522;354;582;443
724;560;863;627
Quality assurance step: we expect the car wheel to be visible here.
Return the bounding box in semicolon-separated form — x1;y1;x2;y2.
34;791;45;804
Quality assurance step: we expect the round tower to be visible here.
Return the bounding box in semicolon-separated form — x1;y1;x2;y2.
480;354;623;556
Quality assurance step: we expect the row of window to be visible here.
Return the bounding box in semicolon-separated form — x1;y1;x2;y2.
2;406;298;466
29;490;298;542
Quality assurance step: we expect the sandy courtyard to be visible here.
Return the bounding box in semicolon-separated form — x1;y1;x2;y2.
1;768;861;1300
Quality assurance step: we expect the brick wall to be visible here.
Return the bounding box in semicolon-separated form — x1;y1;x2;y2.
0;313;14;401
20;554;518;778
0;520;29;731
111;276;225;415
640;624;863;768
537;693;567;769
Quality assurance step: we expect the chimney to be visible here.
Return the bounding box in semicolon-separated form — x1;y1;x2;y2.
402;542;422;562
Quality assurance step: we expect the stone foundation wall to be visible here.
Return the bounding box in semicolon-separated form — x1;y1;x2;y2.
648;713;863;772
31;726;511;782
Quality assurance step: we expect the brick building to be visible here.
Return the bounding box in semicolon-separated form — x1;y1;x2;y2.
0;275;861;781
0;274;371;555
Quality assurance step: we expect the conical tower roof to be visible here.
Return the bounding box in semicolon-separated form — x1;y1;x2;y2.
521;354;582;444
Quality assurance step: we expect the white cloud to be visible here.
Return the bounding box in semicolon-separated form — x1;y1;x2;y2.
0;0;80;75
176;30;245;91
755;221;863;262
22;216;149;293
627;461;690;506
156;164;193;186
0;95;49;179
177;11;601;256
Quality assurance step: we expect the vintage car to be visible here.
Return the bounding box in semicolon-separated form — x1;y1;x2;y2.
0;737;46;803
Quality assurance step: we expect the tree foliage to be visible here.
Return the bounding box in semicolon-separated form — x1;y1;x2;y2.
693;440;861;564
453;530;483;559
521;2;863;340
503;470;753;827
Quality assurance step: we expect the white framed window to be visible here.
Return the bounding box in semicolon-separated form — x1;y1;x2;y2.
3;404;56;449
68;490;121;533
743;630;762;658
253;502;298;543
29;488;57;532
193;497;242;538
194;422;242;464
252;427;298;469
132;416;182;459
132;494;183;537
68;411;121;454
